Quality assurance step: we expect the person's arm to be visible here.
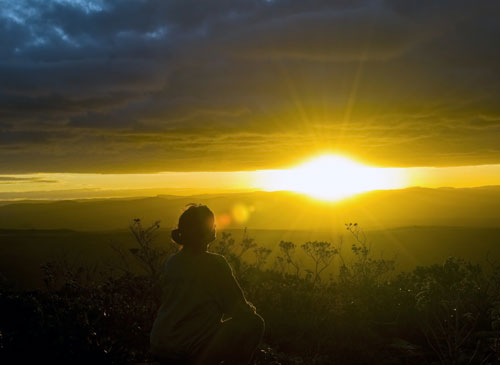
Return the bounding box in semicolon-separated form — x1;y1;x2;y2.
213;255;257;317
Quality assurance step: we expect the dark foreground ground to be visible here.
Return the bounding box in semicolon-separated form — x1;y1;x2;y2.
1;222;500;364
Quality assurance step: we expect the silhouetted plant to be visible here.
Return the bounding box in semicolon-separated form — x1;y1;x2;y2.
275;240;301;279
339;222;395;286
401;257;496;364
253;246;272;270
301;241;338;284
2;221;500;364
111;218;177;282
210;231;235;258
128;218;168;279
238;227;258;258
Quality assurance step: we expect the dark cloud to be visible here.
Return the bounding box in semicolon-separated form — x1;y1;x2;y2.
0;0;499;173
0;176;58;184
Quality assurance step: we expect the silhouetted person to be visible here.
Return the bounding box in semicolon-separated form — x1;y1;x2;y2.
150;204;265;364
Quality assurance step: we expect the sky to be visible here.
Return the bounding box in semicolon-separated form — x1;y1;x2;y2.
1;0;499;198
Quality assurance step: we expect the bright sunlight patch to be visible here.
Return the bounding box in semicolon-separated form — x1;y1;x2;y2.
253;154;408;201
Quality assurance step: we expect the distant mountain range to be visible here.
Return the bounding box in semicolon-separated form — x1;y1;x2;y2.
0;186;499;231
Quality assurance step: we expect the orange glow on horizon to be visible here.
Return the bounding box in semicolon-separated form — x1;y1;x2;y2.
1;159;500;201
252;154;408;201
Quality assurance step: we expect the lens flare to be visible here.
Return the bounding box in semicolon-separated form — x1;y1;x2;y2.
232;204;249;223
217;213;232;228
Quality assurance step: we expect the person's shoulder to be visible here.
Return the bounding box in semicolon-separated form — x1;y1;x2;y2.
166;251;181;262
205;252;232;270
164;251;181;269
205;251;228;264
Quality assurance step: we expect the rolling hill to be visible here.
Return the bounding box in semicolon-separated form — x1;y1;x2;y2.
0;186;499;231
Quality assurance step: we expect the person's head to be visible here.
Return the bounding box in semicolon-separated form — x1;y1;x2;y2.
171;203;216;250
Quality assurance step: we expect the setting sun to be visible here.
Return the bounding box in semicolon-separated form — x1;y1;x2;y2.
253;155;408;201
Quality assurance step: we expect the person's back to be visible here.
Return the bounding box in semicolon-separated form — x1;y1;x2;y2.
150;250;248;359
150;204;264;365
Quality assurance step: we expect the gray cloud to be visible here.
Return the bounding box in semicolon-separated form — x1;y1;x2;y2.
0;0;499;173
0;176;58;184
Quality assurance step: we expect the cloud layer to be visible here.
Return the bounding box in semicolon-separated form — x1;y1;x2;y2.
1;0;499;172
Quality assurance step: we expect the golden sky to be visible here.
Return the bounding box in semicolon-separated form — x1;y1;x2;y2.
1;1;499;199
1;158;499;201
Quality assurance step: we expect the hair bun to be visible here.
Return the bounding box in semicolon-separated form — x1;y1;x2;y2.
171;228;182;244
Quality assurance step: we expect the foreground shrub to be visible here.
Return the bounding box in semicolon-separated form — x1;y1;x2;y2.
1;221;499;364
